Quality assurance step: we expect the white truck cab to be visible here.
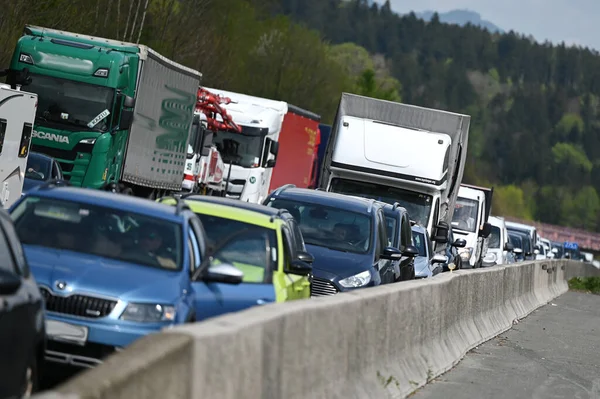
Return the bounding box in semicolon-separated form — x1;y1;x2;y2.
0;84;37;208
204;87;282;203
451;184;493;268
320;93;470;255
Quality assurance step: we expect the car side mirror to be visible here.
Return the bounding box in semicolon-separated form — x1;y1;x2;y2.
452;238;467;248
265;159;276;168
433;221;449;244
289;259;312;276
551;248;558;254
431;254;448;264
0;269;22;295
401;245;419;258
479;222;492;238
296;251;314;265
513;248;523;255
123;95;136;108
203;263;244;284
534;249;540;255
120;109;134;130
382;246;403;260
504;242;514;251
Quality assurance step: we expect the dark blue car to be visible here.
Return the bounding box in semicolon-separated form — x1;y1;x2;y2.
9;182;249;368
263;185;417;297
22;152;63;194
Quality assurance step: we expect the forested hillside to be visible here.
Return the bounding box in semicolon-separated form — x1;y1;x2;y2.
260;0;600;232
2;0;600;231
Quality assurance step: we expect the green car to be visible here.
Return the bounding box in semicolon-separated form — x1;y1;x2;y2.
158;196;313;311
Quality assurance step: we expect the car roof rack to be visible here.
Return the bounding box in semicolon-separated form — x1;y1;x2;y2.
35;179;72;191
269;207;289;223
157;194;190;215
409;220;417;226
272;184;296;196
392;202;402;210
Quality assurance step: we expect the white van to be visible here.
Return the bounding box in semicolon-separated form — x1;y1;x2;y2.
451;184;493;268
483;216;515;265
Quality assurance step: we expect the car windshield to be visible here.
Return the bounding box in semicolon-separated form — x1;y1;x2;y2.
385;216;397;247
213;127;266;168
411;230;427;257
267;198;372;254
329;178;433;227
10;196;183;270
488;226;501;248
28;73;114;132
25;154;52;181
508;233;522;248
452;197;479;233
195;213;276;283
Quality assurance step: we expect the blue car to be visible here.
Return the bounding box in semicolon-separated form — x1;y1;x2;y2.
263;185;417;297
9;182;246;368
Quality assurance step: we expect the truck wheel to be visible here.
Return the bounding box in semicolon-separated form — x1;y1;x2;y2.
121;187;134;196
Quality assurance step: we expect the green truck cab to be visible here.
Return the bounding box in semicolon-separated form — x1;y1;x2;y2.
7;25;202;197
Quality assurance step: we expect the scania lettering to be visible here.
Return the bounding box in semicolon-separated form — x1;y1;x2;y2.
8;25;201;197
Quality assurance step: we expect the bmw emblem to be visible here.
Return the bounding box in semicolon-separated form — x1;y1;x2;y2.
55;281;67;290
249;176;256;184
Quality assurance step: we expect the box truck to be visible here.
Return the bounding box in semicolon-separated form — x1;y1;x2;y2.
8;25;201;197
320;93;470;254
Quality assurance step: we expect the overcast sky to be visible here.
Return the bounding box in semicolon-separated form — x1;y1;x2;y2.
375;0;600;51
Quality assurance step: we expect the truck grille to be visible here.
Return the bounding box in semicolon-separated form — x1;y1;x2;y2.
310;278;339;297
40;287;117;318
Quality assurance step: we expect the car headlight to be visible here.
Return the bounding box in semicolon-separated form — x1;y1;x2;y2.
120;303;176;322
338;270;371;288
459;247;473;261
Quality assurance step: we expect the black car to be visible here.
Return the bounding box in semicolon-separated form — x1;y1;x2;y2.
380;202;416;281
507;231;526;262
23;152;63;194
263;185;418;297
0;209;45;398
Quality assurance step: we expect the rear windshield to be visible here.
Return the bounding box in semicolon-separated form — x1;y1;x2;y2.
11;196;183;270
411;231;427;257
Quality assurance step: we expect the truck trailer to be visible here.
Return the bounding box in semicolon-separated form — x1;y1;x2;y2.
203;87;321;203
8;25;202;198
320;93;471;254
0;84;37;208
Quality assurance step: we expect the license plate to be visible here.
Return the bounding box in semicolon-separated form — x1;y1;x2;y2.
46;320;89;345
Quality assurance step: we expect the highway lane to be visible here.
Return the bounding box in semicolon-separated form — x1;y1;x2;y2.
412;291;600;399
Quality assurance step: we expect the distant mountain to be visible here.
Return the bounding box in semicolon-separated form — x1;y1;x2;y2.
413;9;504;33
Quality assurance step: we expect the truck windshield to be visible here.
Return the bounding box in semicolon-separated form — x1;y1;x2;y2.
214;127;266;168
452;197;480;233
329;178;433;228
488;226;501;248
27;73;114;132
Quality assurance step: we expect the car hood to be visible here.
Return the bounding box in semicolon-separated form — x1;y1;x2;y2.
414;256;431;276
23;244;183;302
305;243;372;279
22;178;44;193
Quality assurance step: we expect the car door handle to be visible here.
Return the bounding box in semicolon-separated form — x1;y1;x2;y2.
256;299;270;305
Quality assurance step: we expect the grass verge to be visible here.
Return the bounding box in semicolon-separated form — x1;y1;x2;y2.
568;277;600;295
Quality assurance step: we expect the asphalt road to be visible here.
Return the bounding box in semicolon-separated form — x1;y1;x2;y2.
412;291;600;399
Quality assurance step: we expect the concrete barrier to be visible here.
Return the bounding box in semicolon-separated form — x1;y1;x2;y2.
35;260;593;399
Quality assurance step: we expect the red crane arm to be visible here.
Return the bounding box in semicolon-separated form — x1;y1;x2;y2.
196;87;242;133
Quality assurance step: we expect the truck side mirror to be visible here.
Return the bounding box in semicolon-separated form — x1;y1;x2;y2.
479;222;492;238
123;95;136;108
270;140;279;156
265;159;276;168
433;221;449;244
120;109;134;130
